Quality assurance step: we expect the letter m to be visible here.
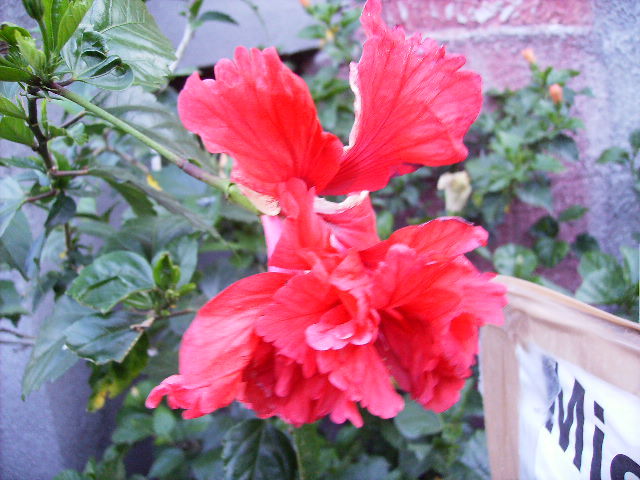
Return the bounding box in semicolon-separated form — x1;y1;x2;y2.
557;379;586;470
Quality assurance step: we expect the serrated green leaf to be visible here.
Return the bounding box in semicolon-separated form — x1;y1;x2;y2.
99;86;209;162
0;95;26;119
22;296;90;397
79;0;175;89
0;66;32;82
64;310;145;363
558;205;587;222
0;210;33;278
91;167;220;239
493;244;538;278
55;0;94;52
45;194;77;229
0;116;34;146
87;334;148;411
0;279;27;321
68;251;154;313
223;419;297;480
0;176;25;238
394;399;443;440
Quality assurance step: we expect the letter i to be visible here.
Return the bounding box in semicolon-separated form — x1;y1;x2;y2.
590;402;604;480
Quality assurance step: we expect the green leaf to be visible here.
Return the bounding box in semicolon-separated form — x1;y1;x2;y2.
335;456;392;480
597;147;630;165
493;244;538;278
223;419;297;480
22;297;90;397
68;251;155;313
0;176;25;238
0;66;32;82
45;194;77;229
99;86;209;162
91;167;220;239
87;333;148;411
54;0;94;52
0;279;27;322
530;215;559;238
15;32;46;71
298;24;327;40
515;178;553;212
152;251;180;290
458;431;491;480
0;210;33;278
166;235;198;287
532;153;564;173
64;310;145;363
0;116;35;146
0;95;26;119
621;246;639;285
578;250;617;277
394;398;443;440
547;134;579;162
558;205;587;222
534;237;569;268
148;447;186;478
572;233;599;256
629;129;640;155
576;268;627;305
292;424;336;480
80;0;176;89
112;412;154;444
152;405;177;438
193;10;238;28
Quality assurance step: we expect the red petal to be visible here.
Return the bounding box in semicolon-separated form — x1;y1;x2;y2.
316;194;380;251
146;272;291;418
362;217;487;266
269;180;336;271
178;47;343;197
321;0;482;195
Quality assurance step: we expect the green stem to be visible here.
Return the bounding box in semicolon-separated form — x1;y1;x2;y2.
49;83;258;214
292;428;307;480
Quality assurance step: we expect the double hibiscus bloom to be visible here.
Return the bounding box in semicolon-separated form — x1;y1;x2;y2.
146;0;506;427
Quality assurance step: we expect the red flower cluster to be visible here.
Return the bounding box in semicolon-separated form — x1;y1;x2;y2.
146;0;506;426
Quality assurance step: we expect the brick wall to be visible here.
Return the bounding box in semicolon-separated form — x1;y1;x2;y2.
384;0;640;281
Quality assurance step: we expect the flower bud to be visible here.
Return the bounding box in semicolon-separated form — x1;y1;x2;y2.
437;171;472;213
549;83;563;104
521;47;536;65
22;0;44;21
299;0;311;7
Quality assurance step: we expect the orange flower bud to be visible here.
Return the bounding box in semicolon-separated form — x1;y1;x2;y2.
521;48;536;65
549;83;563;104
299;0;311;7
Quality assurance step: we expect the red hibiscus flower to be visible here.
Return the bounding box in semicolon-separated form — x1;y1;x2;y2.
177;0;481;250
146;181;506;426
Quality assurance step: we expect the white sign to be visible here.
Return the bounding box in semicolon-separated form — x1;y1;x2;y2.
517;345;640;480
